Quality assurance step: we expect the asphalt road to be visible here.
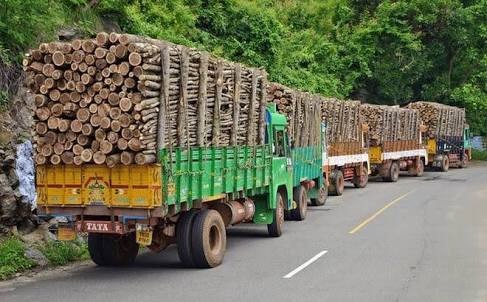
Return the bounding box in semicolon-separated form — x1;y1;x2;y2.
2;162;487;302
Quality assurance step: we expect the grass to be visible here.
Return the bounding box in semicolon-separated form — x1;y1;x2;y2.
0;237;36;280
0;235;89;280
472;149;487;161
39;240;89;266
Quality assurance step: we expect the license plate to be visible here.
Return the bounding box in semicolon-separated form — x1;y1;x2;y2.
136;224;153;246
57;227;76;241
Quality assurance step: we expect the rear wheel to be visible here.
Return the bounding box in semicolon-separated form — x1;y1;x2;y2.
352;164;368;188
290;186;307;221
176;209;199;267
329;170;345;196
268;191;285;237
310;183;328;206
88;233;139;266
440;155;449;172
88;233;105;266
384;161;399;182
191;209;226;268
409;158;424;177
460;153;467;168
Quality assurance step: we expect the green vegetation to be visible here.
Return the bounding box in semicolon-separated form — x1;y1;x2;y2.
472;149;487;160
39;240;89;266
0;237;35;280
0;90;8;110
0;235;88;280
1;0;486;134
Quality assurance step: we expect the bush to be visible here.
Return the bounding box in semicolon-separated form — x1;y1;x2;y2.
472;149;487;161
39;240;89;266
0;90;8;111
0;237;36;280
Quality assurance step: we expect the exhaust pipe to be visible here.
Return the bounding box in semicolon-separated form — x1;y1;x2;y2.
212;198;255;226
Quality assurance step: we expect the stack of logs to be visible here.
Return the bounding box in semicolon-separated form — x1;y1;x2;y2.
24;32;267;166
268;83;321;147
320;98;362;144
360;104;420;146
406;102;465;138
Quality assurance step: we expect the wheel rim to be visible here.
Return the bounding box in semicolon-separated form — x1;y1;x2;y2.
359;166;367;185
209;224;222;255
392;164;399;179
301;190;307;215
418;161;424;174
338;175;344;190
320;187;326;200
277;196;284;226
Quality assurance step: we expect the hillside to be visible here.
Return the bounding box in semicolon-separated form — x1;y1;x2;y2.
0;0;486;134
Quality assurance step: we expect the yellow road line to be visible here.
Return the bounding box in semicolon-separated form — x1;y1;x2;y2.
349;191;413;234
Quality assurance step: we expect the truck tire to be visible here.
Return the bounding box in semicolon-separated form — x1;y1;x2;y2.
408;158;424;177
440;155;449;172
191;209;226;268
388;161;400;182
88;233;139;266
268;191;285;237
88;233;106;266
290;185;307;221
460;157;467;168
329;170;345;196
311;184;328;206
352;164;368;188
176;209;199;267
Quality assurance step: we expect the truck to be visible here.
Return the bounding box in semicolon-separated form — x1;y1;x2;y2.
270;84;327;207
320;98;370;196
33;34;324;268
406;102;468;171
361;104;427;182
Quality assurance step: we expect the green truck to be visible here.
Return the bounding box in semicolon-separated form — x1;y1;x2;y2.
37;104;324;268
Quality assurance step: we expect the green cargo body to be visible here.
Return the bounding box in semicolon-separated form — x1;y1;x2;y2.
158;107;294;224
291;146;323;186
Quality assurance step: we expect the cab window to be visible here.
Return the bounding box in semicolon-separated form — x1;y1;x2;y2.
273;129;286;157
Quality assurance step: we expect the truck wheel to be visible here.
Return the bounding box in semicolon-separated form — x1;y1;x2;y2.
290;186;307;221
268;191;285;237
384;161;399;182
390;161;400;182
460;153;467;168
409;158;424;177
329;170;345;196
440;155;449;172
311;184;328;206
89;233;139;266
191;209;226;268
416;159;424;176
88;233;106;266
352;165;368;188
176;209;199;267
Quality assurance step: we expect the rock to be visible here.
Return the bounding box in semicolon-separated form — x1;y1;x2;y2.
24;246;48;267
17;218;37;235
20;223;53;244
101;18;121;33
0;195;17;219
58;28;83;41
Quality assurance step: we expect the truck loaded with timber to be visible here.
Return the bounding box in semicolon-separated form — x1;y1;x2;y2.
361;104;426;182
27;33;324;268
270;84;369;197
269;84;327;207
406;102;468;171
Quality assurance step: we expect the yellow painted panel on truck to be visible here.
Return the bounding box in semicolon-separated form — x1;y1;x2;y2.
368;146;382;164
427;138;437;155
36;164;162;208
